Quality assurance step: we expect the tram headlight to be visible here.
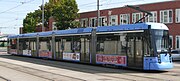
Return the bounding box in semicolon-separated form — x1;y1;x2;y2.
158;54;161;63
158;54;160;58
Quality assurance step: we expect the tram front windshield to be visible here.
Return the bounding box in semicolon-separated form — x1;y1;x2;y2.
154;30;169;53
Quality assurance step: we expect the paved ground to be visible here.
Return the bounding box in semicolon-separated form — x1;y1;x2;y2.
0;51;179;81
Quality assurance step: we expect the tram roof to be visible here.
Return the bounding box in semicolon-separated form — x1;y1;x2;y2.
96;23;168;32
19;33;38;38
8;35;18;39
55;27;93;35
8;23;168;39
96;23;149;32
38;31;54;37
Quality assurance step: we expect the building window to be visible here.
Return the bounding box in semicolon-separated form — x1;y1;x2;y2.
120;14;130;25
160;10;173;23
109;15;118;26
99;16;107;26
176;9;180;23
52;22;57;30
132;13;143;23
169;35;173;48
145;11;157;22
176;36;180;49
90;17;97;27
80;18;88;27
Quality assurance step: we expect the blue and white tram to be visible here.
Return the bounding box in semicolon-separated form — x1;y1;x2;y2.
7;22;173;70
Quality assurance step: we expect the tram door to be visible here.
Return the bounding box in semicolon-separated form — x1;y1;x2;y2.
127;34;143;68
55;38;61;60
80;37;90;63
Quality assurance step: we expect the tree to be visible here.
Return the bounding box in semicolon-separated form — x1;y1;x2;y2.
23;0;80;33
23;10;41;33
43;0;61;27
53;0;79;30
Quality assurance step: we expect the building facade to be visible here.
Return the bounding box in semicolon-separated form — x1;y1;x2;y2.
78;1;180;50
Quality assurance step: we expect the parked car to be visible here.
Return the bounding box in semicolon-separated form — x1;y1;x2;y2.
171;50;180;61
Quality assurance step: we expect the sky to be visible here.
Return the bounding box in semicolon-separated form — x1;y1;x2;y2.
0;0;172;35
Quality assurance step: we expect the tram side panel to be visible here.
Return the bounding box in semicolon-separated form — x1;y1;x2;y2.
54;35;91;63
95;33;127;67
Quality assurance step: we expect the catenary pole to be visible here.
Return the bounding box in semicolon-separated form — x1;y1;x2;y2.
97;0;100;27
42;0;45;32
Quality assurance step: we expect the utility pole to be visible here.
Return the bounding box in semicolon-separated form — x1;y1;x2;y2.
97;0;100;27
42;0;45;32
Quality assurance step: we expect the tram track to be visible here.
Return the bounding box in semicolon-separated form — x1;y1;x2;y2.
0;61;85;81
80;63;180;81
0;55;178;81
148;64;180;78
0;61;134;81
13;58;163;81
53;63;173;81
43;62;166;81
0;76;11;81
0;55;137;81
94;69;166;81
21;58;141;81
158;69;180;77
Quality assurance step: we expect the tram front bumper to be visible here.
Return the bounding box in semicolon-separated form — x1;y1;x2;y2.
149;62;173;70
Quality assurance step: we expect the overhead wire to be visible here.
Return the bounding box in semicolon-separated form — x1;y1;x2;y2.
0;18;23;25
0;0;35;14
78;1;97;6
0;0;36;29
78;0;145;9
102;0;145;5
78;0;106;6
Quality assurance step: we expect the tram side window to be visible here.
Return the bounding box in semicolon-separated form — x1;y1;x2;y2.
30;40;36;50
63;38;72;53
55;38;61;53
135;37;143;56
72;41;81;52
30;40;36;55
143;31;152;57
11;39;17;49
104;40;118;54
80;38;90;55
144;38;151;57
39;42;49;51
21;40;31;50
97;36;119;54
63;37;81;53
97;42;104;54
19;40;28;50
105;37;118;54
40;42;46;51
24;41;30;50
39;38;51;51
97;38;104;54
126;36;134;56
120;35;127;55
